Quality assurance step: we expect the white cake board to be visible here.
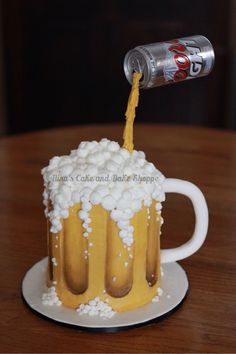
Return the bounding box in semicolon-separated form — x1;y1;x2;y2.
22;257;188;332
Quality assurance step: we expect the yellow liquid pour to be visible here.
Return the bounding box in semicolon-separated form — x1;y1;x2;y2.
123;72;142;152
47;72;161;311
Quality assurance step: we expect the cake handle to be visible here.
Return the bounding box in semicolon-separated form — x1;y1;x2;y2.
161;178;209;263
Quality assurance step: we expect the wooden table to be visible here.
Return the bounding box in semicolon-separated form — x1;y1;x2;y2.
0;124;236;353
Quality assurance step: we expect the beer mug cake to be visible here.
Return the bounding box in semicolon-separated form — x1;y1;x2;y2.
41;36;212;317
42;138;208;314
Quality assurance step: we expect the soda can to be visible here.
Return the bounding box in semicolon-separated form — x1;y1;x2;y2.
124;35;215;89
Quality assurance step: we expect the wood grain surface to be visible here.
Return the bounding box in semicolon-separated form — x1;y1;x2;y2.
0;124;236;353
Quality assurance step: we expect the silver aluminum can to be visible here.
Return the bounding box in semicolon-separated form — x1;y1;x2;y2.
124;35;215;89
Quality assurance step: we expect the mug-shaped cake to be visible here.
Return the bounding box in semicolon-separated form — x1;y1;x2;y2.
42;139;208;312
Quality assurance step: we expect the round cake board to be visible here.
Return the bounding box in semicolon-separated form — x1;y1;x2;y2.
22;257;188;332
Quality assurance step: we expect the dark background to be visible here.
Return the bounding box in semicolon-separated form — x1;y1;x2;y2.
0;0;236;136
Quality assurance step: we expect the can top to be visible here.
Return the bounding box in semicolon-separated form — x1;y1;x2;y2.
124;49;150;89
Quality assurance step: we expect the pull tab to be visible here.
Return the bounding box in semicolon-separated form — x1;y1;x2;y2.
131;56;142;74
124;50;146;87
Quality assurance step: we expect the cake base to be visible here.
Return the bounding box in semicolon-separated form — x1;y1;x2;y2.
22;257;188;332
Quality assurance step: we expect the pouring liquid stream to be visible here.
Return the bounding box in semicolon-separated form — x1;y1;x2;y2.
122;72;142;152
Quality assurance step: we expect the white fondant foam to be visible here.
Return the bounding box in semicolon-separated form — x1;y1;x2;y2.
76;297;116;318
42;286;62;306
42;139;165;246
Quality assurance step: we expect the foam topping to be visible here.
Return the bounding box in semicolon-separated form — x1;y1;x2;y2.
42;139;165;246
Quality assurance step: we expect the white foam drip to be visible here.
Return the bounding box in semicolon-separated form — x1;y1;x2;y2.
157;287;164;296
42;139;165;246
42;286;62;306
76;297;116;318
152;287;164;303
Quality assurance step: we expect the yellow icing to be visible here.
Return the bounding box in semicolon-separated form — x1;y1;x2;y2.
48;202;161;311
123;72;142;152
